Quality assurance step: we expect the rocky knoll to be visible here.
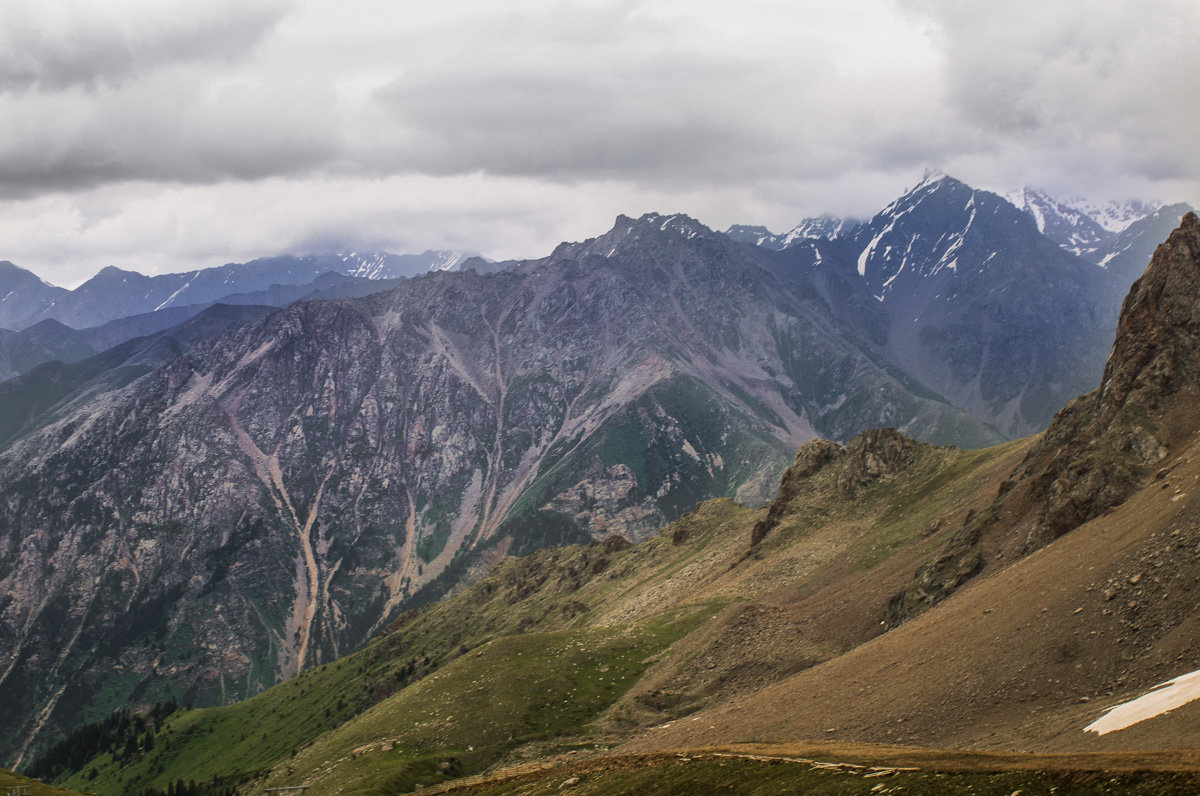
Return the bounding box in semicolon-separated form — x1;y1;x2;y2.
751;427;930;545
0;213;991;765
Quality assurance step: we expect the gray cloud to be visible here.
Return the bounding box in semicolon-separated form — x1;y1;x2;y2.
0;64;339;195
0;1;293;90
903;0;1200;194
0;0;1195;285
360;2;948;185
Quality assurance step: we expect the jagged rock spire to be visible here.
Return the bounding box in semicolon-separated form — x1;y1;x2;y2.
1096;211;1200;419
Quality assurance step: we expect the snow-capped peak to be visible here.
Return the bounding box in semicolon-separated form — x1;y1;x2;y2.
338;251;396;280
427;251;471;272
1074;198;1164;234
1007;187;1162;235
781;215;861;246
641;212;710;240
916;167;949;189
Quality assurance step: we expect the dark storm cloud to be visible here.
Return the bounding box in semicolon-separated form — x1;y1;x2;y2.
0;0;1195;286
0;1;293;90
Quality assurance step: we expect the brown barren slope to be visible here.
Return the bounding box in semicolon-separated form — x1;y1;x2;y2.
627;213;1200;756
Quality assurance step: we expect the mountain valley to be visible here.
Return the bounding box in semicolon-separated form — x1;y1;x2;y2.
2;183;1199;794
16;211;1200;795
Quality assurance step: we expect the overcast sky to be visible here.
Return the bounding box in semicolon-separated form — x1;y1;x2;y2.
1;0;1197;285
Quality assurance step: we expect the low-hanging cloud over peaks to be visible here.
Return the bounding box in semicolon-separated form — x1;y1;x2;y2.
0;0;1195;285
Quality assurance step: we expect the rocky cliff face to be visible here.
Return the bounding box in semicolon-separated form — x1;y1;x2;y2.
885;213;1200;624
0;213;995;765
1021;211;1200;543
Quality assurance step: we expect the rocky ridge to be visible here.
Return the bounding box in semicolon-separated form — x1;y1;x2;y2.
886;212;1200;623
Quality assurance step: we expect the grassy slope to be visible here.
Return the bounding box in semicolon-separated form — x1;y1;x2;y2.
58;435;1028;795
58;501;748;795
256;613;711;794
629;420;1200;755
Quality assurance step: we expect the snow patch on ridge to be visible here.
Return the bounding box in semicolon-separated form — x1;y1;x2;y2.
154;271;199;311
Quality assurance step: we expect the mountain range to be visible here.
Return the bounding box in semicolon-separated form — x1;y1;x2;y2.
0;175;1193;772
737;174;1191;438
16;211;1200;795
0;249;488;333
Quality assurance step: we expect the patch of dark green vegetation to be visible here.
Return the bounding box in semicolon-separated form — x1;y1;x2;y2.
134;774;241;796
25;701;182;783
504;510;592;558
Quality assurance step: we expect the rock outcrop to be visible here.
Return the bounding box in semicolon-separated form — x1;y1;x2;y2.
886;213;1200;625
1022;211;1200;544
751;428;930;545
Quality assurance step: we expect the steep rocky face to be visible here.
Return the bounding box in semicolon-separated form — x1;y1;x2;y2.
0;213;996;765
1020;211;1200;543
0;304;276;451
886;213;1200;624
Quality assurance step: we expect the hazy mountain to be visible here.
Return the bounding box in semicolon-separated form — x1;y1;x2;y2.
1095;202;1195;287
0;262;68;329
725;214;860;250
0;251;479;331
0;321;94;381
1007;187;1193;273
1006;186;1120;259
335;249;492;278
0;273;411;378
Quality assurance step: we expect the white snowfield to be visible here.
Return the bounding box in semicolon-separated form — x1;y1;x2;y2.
1084;668;1200;735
